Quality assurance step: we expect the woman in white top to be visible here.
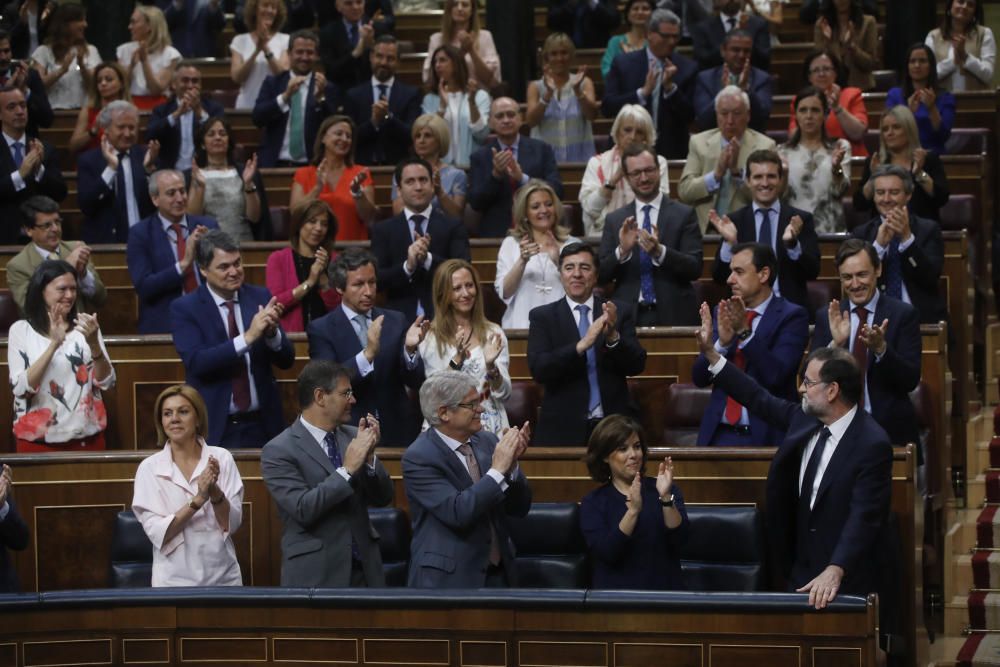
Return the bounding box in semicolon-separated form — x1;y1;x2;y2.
925;0;996;92
421;45;490;169
421;0;500;90
116;5;181;109
579;104;669;237
419;259;512;436
30;4;100;109
132;384;244;588
230;0;290;110
495;180;578;330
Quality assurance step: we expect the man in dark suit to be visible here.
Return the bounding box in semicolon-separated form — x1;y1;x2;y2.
127;170;219;334
145;63;224;171
371;157;471;320
811;239;922;447
307;247;427;448
546;0;620;48
601;9;697;160
319;0;392;91
170;229;295;449
696;310;892;608
0;464;28;593
345;35;421;166
711;149;820;315
693;29;772;132
691;0;770;72
261;359;394;587
77;100;157;243
156;0;225;58
0;32;52;136
0;85;65;244
527;242;647;446
252;29;342;168
599;144;702;326
468;97;563;238
850;164;946;325
692;243;809;445
402;371;532;588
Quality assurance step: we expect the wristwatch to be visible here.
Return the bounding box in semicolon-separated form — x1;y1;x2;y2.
188;497;202;511
660;494;675;508
735;327;752;341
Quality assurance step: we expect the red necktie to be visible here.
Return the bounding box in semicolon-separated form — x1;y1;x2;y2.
724;310;759;425
171;223;198;293
852;306;869;405
224;300;252;412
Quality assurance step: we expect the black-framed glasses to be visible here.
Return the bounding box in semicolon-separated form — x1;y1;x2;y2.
454;401;481;411
33;219;62;230
801;376;826;389
626;167;659;179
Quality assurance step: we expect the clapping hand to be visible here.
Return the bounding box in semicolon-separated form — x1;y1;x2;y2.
73;311;101;346
404;315;429;354
452;325;473;366
817;16;832;40
783;214;804;246
364;314;385;361
65;243;91;278
344;416;379;474
656;457;674;499
569;65;587;94
518;236;540;263
618;216;639;255
831;143;847;170
0;465;13;506
708;210;738;244
827;299;850;347
483;331;504;367
405;231;431;272
48;300;72;345
600;301;619;343
859;318;889;356
143;140;160;173
625;472;643;514
242;153;258;188
695;302;721;364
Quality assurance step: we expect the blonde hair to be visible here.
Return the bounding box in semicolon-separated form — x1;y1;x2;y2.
509;179;571;242
411;113;451;160
541;32;576;63
135;5;172;55
153;385;209;445
244;0;287;33
428;259;491;359
441;0;481;45
610;104;657;147
877;105;923;163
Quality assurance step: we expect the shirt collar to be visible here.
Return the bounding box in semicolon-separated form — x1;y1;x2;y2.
635;192;664;213
340;302;371;322
3;131;24;147
372;76;395;90
207;285;239;306
752;200;781;217
565;293;596;313
825;404;858;445
751;291;774;316
433;428;467;453
33;243;59;260
404;205;433;220
151;438;210;483
158;213;188;231
855;288;880;314
497;135;520;152
299;415;334;451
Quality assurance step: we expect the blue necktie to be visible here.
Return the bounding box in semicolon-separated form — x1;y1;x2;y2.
349;22;359;47
11;141;22;168
324;432;343;469
639;204;656;304
576;304;601;414
377;83;388;101
884;237;903;299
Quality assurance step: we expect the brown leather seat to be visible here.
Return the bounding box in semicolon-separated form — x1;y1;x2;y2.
661;382;711;446
506;381;542;440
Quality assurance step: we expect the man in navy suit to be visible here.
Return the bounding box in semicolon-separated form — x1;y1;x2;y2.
468;97;563;238
0;85;65;244
599;144;702;326
850;165;946;325
319;0;393;91
156;0;225;58
0;464;28;593
307;247;427;448
696;311;892;608
145;63;224;171
601;9;696;160
127;170;219;334
692;243;809;445
691;0;770;72
252;30;342;168
527;242;647;446
77;101;157;243
693;30;772;132
345;35;421;166
371;157;471;320
711;149;820;316
402;371;532;588
170;229;295;449
0;33;52;136
811;239;922;447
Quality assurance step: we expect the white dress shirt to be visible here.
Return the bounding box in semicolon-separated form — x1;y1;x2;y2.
798;406;857;509
433;428;509;491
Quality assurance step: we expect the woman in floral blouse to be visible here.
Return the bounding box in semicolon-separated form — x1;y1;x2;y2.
8;260;115;452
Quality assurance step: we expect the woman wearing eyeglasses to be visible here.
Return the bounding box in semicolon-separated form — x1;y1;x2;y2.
789;49;868;157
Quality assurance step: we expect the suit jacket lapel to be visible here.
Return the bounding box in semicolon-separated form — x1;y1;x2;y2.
198;285;230;341
332;307;363;356
427;429;475;487
292;419;335;475
813;411;863;508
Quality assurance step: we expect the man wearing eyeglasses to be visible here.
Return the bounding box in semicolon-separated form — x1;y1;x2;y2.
7;195;105;314
262;359;394;588
598;143;702;326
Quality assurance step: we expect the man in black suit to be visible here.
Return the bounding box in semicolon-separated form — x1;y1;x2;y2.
345;35;421;166
307;248;427;447
696;309;892;609
693;29;772;132
468;97;563;238
601;9;696;159
711;149;820;315
0;464;28;593
527;242;647;446
252;29;342;168
811;239;922;447
146;63;224;171
0;31;52;136
319;0;392;91
0;85;65;244
599;144;702;326
850;164;946;325
77;100;157;243
371;157;471;320
691;0;770;71
546;0;620;49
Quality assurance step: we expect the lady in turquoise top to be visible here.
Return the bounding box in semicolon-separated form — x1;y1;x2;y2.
525;33;597;163
600;0;653;78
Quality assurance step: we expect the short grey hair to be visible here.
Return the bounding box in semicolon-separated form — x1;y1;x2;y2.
195;229;240;269
148;169;184;197
97;100;138;130
610;103;657;147
714;84;750;112
648;8;680;31
870;164;914;195
419;371;478;426
330;247;377;290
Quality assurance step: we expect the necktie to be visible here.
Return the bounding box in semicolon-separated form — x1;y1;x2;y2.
377;83;388;101
11;141;23;168
353;313;369;348
799;426;832;513
650;61;663;124
576;304;601;414
119;153;141;234
723;310;759;425
884;237;903;299
47;252;59;261
852;305;869;406
410;214;425;238
324;431;363;561
457;442;501;565
639;204;656;304
224;300;252;412
716;168;734;215
757;208;774;250
171;223;198;293
726;16;737;32
289;87;306;162
349;22;359;47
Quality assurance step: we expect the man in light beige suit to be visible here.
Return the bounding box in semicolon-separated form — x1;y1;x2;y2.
678;85;776;233
6;195;106;313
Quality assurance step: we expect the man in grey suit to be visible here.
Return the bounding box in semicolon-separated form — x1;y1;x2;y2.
401;371;532;588
261;359;394;587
